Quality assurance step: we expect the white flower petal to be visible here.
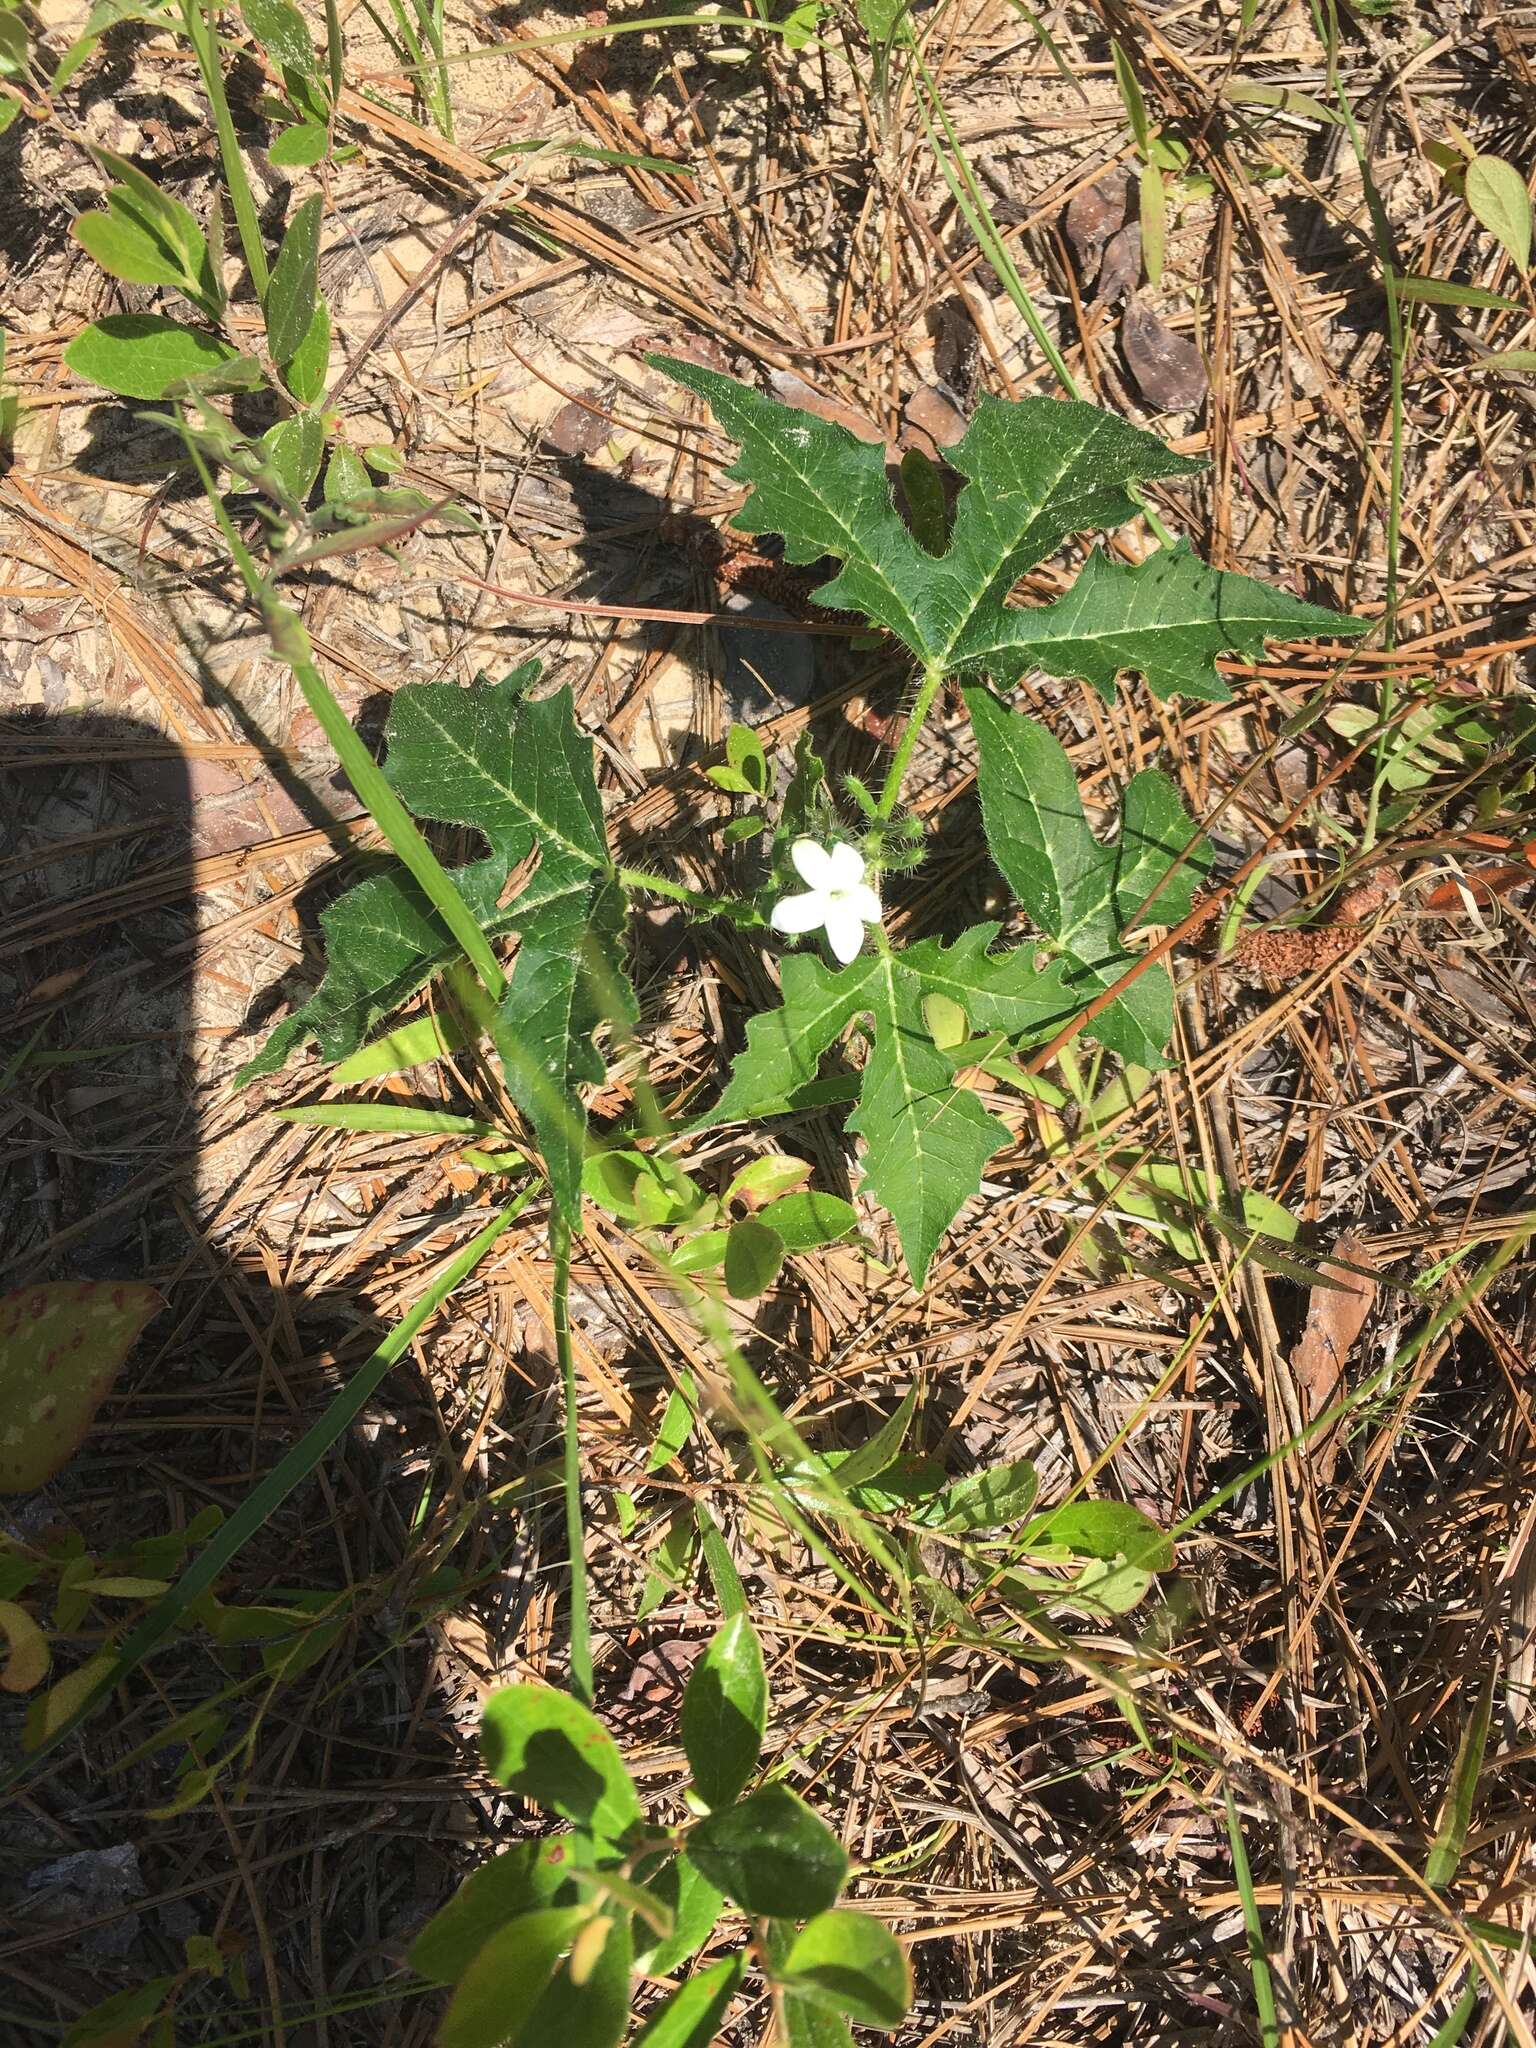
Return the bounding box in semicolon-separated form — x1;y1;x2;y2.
823;901;868;964
790;839;835;889
825;840;866;890
846;882;882;924
771;890;828;935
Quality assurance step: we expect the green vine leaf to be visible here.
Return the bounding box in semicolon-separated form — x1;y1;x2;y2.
652;357;1365;702
239;664;632;1225
965;685;1209;1067
696;928;1075;1285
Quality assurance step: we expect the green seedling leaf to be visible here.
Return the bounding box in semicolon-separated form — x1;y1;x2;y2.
1465;155;1532;270
933;1458;1039;1531
833;1386;917;1491
333;960;497;1081
0;1282;162;1492
281;300;330;402
479;1685;642;1848
1223;78;1341;123
59;1978;177;2048
725;1153;812;1205
1139;161;1166;288
265;192;323;364
1023;1498;1173;1572
73;200;209;310
688;1782;848;1918
269;120;329;167
65;314;241;399
724;1216;786;1298
1110;39;1151;155
756;1190;859;1251
633;1955;744;2048
728;722;769;794
411;1838;583;1980
698;926;1076;1283
966;686;1207;1067
632;1848;724;1975
681;1611;767;1809
665;1229;728;1276
241;668;632;1228
654;358;1361;704
260;410;324;506
646;1373;698;1473
696;1504;748;1618
782;1909;912;2028
0;1601;49;1692
637;1506;698;1621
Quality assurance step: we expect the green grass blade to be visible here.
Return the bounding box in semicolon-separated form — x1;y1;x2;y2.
1425;1665;1496;1890
1224;1784;1281;2048
1;1196;529;1788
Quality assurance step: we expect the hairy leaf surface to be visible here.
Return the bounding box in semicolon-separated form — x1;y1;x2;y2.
965;685;1209;1067
240;665;630;1223
653;358;1364;701
698;929;1075;1284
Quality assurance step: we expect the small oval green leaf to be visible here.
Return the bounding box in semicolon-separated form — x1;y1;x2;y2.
479;1685;642;1847
687;1781;848;1918
409;1839;584;1983
782;1908;912;2028
723;1216;784;1299
681;1611;767;1810
1465;155;1532;270
64;315;240;400
269;121;329;169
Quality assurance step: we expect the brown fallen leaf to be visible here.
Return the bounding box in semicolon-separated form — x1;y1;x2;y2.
1065;173;1130;286
1421;864;1535;915
1122;297;1207;411
767;370;884;445
1096;221;1142;307
902;383;967;459
1291;1231;1375;1480
544;394;613;459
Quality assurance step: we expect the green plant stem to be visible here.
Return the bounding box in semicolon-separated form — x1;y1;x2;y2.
178;431;509;1004
1224;1785;1282;2048
875;661;944;820
552;1211;593;1706
617;865;764;927
180;0;270;299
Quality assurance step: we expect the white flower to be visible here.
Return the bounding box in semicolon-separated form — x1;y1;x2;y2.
771;839;881;966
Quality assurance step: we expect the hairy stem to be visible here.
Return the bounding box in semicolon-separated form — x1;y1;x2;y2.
552;1212;593;1705
181;0;270;300
617;865;765;927
875;660;945;820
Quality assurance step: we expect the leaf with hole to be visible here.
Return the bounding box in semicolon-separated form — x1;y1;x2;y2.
654;358;1362;705
681;1611;767;1810
687;1782;848;1918
479;1685;642;1848
0;1282;162;1493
